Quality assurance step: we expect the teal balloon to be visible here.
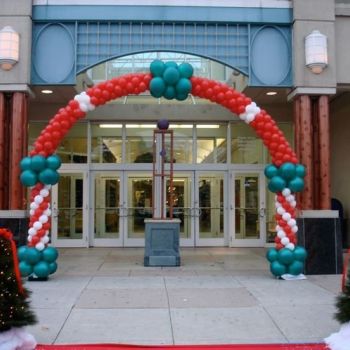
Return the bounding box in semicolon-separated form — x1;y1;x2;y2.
48;262;58;275
277;248;294;265
266;248;278;262
293;246;307;262
46;155;61;170
38;168;59;185
288;177;304;192
163;67;180;85
163;86;176;100
268;176;286;193
150;77;166;98
270;261;287;277
20;170;38;187
33;261;50;278
25;247;41;265
17;246;28;261
295;164;306;178
150;59;165;77
165;61;178;69
31;155;46;172
279;162;296;180
178;62;194;78
176;93;188;101
42;246;59;263
20;157;32;171
288;260;304;276
176;78;192;95
19;261;33;277
264;164;278;179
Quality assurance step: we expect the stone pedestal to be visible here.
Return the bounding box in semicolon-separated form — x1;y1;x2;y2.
144;219;181;267
297;210;343;274
0;210;28;246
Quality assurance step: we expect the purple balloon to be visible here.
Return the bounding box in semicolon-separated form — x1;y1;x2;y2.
157;119;169;130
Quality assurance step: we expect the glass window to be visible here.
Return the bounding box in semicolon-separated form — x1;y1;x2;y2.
231;123;264;164
168;126;193;164
29;122;87;164
196;124;227;163
91;124;122;163
126;125;154;163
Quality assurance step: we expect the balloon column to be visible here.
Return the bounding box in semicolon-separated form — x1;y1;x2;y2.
18;60;306;278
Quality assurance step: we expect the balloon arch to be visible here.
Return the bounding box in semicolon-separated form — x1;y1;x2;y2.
17;60;307;279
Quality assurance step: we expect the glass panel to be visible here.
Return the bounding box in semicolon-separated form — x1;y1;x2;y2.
166;177;191;239
91;124;122;163
196;124;227;163
127;177;153;238
94;175;120;239
199;175;224;239
126;127;153;163
57;174;83;240
231;123;264;164
28;122;46;153
235;174;260;240
167;126;193;164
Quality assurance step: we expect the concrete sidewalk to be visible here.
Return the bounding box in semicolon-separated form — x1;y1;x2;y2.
25;248;341;345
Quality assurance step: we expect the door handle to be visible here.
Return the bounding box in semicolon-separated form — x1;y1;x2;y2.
259;208;266;218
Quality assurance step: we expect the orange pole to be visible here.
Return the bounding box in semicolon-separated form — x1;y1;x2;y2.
299;95;314;209
318;95;331;209
0;93;6;209
9;92;26;209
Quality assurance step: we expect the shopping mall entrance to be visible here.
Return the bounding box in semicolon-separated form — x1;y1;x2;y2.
50;167;268;248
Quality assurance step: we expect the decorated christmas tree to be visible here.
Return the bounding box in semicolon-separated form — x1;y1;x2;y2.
0;228;37;350
325;251;350;350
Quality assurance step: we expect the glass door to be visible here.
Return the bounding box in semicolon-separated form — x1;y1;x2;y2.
92;172;123;246
51;171;88;247
124;174;153;246
231;171;266;247
195;173;226;246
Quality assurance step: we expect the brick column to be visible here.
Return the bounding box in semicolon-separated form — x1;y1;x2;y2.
9;92;27;209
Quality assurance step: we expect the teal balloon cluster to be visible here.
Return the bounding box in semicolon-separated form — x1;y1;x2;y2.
18;246;59;278
20;154;61;187
266;246;307;277
264;162;306;193
149;60;194;101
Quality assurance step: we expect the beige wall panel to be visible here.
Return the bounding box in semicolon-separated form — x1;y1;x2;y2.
335;17;350;84
293;0;335;21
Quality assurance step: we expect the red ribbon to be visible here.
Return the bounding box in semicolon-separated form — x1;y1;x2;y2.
0;228;25;295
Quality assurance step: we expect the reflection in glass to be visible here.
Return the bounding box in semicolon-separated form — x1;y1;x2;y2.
95;175;120;239
57;174;83;239
166;177;191;239
127;178;153;238
235;175;260;239
198;176;224;238
126;127;153;163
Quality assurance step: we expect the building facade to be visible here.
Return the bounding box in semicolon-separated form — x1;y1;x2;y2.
0;0;349;249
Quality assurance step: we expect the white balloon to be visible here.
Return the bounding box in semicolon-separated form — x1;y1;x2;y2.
275;225;281;232
28;227;36;236
282;212;291;221
41;236;50;244
40;189;49;197
45;185;52;190
286;243;295;250
277;207;285;215
35;242;45;251
277;230;286;238
239;113;247;121
27;235;32;242
281;237;290;245
282;188;291;197
290;200;297;208
291;226;298;233
245;113;255;123
286;195;295;202
34;195;44;204
44;209;52;216
39;215;48;223
29;209;35;216
275;201;282;209
30;202;38;210
287;218;297;227
33;221;43;230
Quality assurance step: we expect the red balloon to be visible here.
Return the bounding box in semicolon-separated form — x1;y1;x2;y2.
68;100;79;109
276;243;283;250
42;222;51;230
31;236;40;245
216;92;225;102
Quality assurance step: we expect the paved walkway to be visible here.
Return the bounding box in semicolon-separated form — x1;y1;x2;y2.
26;248;341;346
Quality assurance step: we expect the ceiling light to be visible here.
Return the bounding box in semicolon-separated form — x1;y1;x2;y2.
41;89;53;94
99;124;122;128
126;124;156;128
169;124;193;129
266;91;277;96
197;125;220;129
